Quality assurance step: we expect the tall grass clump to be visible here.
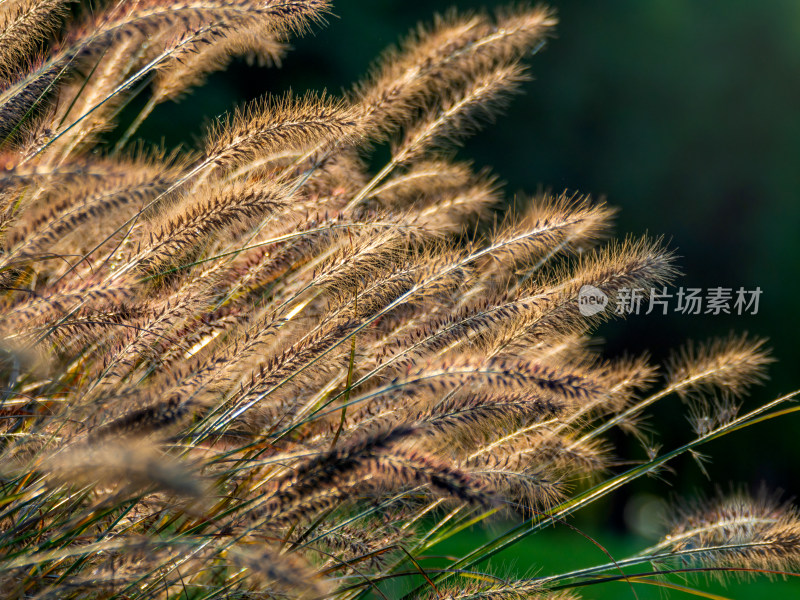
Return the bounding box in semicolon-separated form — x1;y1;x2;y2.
0;1;797;598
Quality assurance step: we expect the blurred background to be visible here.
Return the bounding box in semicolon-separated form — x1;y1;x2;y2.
127;1;800;596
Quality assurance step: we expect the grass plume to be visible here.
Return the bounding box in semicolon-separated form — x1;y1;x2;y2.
0;3;795;599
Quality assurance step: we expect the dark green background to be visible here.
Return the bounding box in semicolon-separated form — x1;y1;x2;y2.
126;1;800;593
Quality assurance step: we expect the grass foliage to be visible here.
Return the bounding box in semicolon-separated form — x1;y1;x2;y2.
0;1;798;598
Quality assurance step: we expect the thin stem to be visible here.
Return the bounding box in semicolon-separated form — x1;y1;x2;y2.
113;94;158;154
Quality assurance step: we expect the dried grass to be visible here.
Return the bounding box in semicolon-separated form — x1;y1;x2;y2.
0;2;796;598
